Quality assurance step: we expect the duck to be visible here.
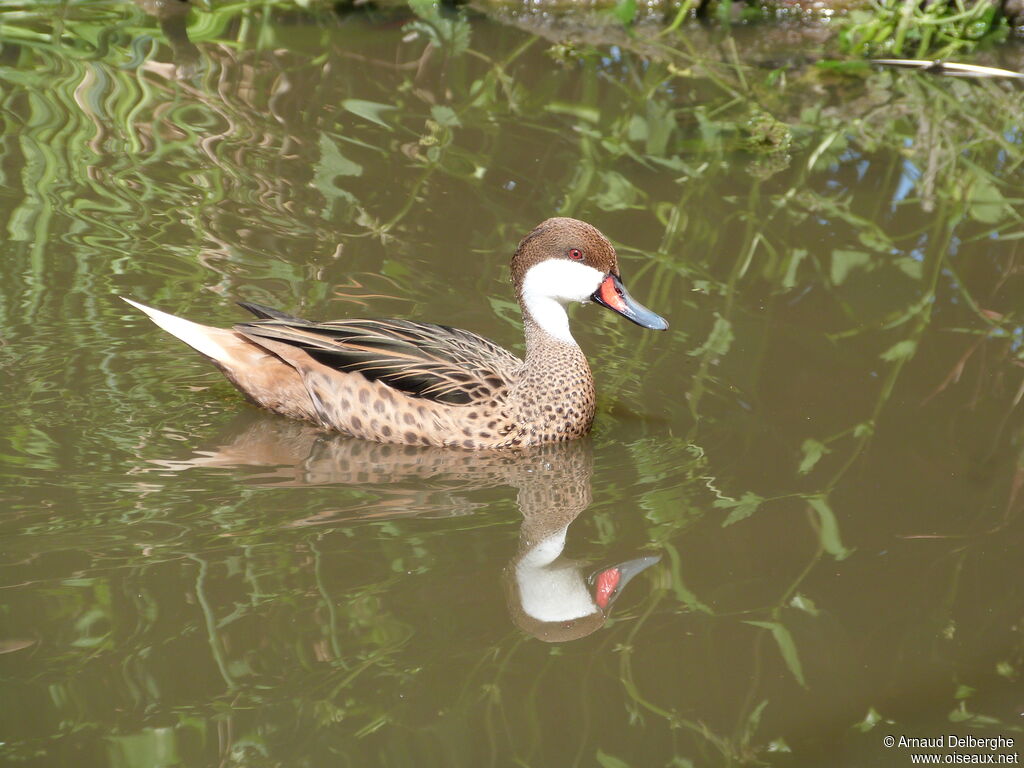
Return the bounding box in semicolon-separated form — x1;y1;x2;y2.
122;217;667;450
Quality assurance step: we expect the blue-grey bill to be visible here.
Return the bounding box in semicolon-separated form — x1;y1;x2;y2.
592;274;669;331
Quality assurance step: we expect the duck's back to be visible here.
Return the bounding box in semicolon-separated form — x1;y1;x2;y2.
236;316;522;406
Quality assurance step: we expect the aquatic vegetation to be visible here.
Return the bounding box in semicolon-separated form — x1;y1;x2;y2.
0;1;1021;766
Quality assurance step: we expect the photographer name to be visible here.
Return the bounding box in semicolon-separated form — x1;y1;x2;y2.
899;736;1016;750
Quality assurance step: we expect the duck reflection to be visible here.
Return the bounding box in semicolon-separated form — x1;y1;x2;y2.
504;445;661;642
134;0;200;78
150;415;660;641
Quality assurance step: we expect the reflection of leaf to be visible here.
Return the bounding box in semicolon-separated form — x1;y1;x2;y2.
853;422;874;438
627;100;675;157
896;257;923;280
714;491;763;526
545;102;600;123
610;0;637;25
806;129;842;170
646;154;690;172
446;16;471;55
880;339;917;362
315;135;362;181
408;0;438;17
745;620;807;688
854;707;884;732
694;108;728;150
789;593;820;616
807;496;852;560
594;170;644;211
830;249;870;285
645;101;675;157
488;297;531;334
743;699;770;742
782;248;808;289
671;573;713;614
627;100;674;158
857;228;892;253
688;313;733;358
798;438;830;475
798;193;891;253
949;702;974;723
954;684;976;699
314;135;360;218
342;99;397;129
402;15;470;55
430;105;461;128
968;176;1007;224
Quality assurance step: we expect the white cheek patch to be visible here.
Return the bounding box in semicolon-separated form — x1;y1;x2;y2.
522;259;605;304
520;260;605;345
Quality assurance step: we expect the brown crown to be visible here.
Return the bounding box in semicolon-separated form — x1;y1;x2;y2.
510;218;619;293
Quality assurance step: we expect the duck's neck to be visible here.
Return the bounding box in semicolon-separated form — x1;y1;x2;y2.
513;308;596;442
522;294;575;345
521;311;585;366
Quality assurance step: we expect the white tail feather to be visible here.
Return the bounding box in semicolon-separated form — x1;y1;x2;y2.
121;297;237;365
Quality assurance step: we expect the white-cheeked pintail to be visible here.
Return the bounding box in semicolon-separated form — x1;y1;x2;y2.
122;217;667;450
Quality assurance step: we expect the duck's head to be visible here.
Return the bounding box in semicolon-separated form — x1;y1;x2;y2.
511;218;668;343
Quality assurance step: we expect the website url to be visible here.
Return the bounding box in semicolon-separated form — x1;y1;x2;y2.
909;755;1020;764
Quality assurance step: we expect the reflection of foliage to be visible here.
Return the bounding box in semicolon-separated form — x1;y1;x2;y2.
0;1;1022;767
405;0;472;55
839;0;1007;57
479;0;1009;55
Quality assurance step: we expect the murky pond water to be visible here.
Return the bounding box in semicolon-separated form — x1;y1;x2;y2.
1;2;1023;766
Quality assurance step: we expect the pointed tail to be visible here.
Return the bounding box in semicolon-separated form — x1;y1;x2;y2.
121;297;249;366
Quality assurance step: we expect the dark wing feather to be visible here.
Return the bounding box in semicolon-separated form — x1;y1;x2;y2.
235;317;521;406
237;302;308;322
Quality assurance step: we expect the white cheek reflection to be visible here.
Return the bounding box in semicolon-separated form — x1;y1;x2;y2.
516;525;598;622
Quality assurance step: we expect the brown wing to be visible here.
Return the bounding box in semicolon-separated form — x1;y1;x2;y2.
235;315;522;407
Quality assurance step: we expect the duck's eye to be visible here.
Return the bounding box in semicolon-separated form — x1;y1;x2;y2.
568;248;583;261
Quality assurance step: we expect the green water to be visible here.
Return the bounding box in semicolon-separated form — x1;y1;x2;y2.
1;2;1022;766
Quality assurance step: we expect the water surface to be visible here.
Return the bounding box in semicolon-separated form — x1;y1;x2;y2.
1;2;1023;766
